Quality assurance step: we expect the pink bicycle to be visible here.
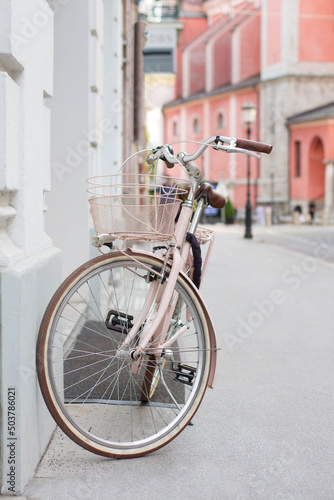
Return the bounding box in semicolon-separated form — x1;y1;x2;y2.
37;135;272;458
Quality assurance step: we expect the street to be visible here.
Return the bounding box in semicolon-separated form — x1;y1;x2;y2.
24;223;334;500
253;224;334;264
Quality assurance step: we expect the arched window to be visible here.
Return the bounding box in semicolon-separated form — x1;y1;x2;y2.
294;141;301;177
310;137;324;161
309;136;325;201
193;117;200;134
218;112;225;129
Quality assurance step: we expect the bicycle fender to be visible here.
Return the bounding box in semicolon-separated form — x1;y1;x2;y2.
126;248;218;389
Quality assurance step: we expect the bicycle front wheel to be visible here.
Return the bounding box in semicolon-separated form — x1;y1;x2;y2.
37;251;211;458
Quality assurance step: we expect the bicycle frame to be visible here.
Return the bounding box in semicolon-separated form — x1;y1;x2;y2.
117;161;218;385
92;137;268;388
119;204;202;352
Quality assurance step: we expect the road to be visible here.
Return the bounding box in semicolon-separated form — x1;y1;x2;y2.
253;224;334;263
24;224;334;500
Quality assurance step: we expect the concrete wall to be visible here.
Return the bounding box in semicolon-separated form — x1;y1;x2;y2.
0;0;61;493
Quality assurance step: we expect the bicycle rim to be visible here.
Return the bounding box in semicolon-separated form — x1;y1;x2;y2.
37;252;211;458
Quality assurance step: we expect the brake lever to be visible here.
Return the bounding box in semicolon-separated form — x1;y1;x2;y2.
147;144;174;164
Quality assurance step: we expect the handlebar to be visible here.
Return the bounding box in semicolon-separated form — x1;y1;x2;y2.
234;138;273;155
145;135;273;209
147;135;273;168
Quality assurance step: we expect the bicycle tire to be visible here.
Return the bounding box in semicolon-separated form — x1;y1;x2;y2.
37;251;211;458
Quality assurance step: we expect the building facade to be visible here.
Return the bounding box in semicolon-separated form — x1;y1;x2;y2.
163;0;334;221
0;0;143;493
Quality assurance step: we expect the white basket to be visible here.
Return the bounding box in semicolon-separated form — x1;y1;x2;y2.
87;174;189;242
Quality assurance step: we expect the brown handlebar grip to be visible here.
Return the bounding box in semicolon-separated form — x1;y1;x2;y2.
196;183;226;209
235;138;273;154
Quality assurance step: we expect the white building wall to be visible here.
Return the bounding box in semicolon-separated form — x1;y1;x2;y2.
46;0;95;279
46;0;124;279
0;0;126;492
0;0;61;493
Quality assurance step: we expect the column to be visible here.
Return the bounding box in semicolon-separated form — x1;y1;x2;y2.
324;160;334;219
45;0;96;278
203;100;210;179
182;49;190;98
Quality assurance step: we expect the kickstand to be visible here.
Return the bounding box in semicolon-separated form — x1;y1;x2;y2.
157;364;182;411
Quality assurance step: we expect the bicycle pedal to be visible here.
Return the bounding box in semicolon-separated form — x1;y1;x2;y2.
105;310;134;334
173;363;196;386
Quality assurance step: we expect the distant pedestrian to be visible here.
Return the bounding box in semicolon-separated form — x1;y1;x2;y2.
309;201;315;223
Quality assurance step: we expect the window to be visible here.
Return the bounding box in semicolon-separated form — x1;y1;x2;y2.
218;112;225;129
295;141;301;177
193;117;200;134
172;120;178;137
143;49;174;73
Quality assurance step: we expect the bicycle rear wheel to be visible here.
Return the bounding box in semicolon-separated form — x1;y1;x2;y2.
37;251;211;458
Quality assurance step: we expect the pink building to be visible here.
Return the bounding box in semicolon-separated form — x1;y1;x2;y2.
163;0;334;221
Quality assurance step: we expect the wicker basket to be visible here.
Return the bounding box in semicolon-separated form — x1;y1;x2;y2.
87;174;189;242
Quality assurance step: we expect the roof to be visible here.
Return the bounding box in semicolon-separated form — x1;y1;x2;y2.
163;74;260;109
182;4;259;52
287;102;334;125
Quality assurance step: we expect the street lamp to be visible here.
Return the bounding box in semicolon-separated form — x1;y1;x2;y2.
242;101;257;239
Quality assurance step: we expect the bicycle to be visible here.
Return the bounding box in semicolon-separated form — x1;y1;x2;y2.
37;135;272;458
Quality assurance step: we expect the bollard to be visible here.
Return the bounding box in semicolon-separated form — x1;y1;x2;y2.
322;211;327;226
265;207;272;226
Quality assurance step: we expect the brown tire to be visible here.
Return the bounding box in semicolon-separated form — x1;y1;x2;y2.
37;251;211;458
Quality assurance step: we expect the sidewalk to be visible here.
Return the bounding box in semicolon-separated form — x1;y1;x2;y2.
22;224;334;500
